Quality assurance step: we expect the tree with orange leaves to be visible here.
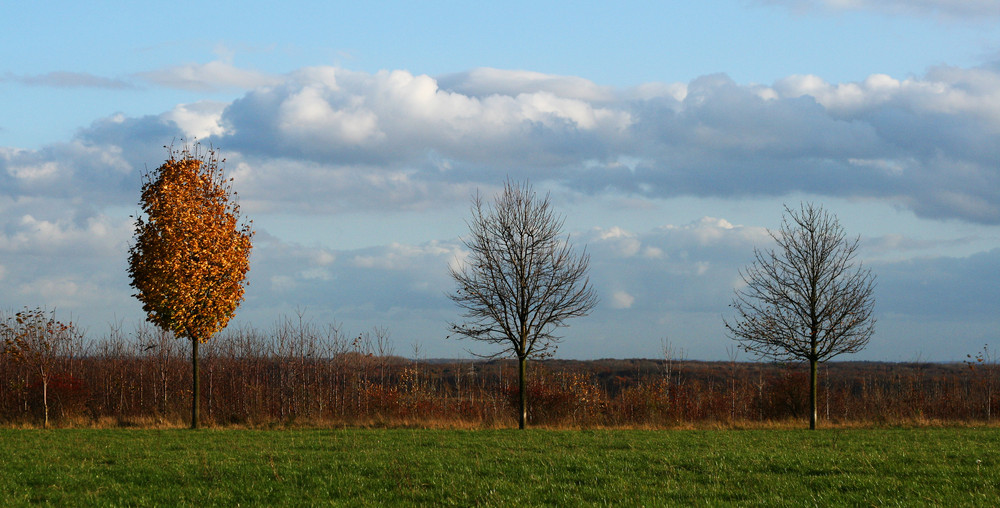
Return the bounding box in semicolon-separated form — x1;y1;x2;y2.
128;143;253;429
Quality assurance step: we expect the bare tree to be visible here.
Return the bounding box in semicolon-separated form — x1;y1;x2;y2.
1;308;83;428
449;179;598;429
724;203;876;430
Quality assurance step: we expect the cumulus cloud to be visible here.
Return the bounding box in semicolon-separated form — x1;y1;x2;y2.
208;65;1000;223
226;157;480;214
0;140;137;203
218;67;631;170
240;65;1000;223
591;70;1000;223
161;101;228;139
5;64;1000;224
0;103;228;207
0;201;138;325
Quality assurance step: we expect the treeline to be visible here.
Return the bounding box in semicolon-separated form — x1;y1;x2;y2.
1;316;997;428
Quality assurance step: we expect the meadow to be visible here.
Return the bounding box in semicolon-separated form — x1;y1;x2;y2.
2;428;998;506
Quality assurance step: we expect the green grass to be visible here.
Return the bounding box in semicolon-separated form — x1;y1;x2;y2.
1;428;997;506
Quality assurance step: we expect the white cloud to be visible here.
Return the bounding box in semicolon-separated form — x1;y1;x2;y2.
761;0;1000;19
654;218;769;248
628;82;688;102
642;246;665;259
7;160;60;180
19;277;82;308
861;233;983;261
0;213;130;257
7;64;1000;225
161;101;228;139
610;290;635;309
694;261;711;276
137;60;282;91
688;217;736;245
226;157;477;214
269;275;297;292
298;267;332;281
351;241;462;271
277;85;383;146
1;134;155;205
219;67;632;169
1;71;136;89
438;67;617;102
772;69;1000;124
0;204;133;319
311;250;336;266
592;226;642;257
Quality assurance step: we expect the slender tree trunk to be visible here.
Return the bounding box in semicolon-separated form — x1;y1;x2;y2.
191;338;200;429
518;356;527;430
809;358;818;430
42;376;49;429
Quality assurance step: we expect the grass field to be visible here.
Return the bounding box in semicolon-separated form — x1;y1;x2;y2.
2;427;998;506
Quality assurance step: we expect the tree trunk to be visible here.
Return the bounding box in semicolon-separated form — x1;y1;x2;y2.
518;356;527;430
42;376;49;429
191;338;200;429
809;358;818;430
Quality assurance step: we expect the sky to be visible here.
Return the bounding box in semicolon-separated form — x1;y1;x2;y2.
1;0;999;361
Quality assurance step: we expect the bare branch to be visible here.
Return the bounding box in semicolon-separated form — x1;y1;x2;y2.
724;203;876;429
448;179;598;428
449;179;598;360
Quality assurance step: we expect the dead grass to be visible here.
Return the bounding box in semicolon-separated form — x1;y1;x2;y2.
5;414;999;431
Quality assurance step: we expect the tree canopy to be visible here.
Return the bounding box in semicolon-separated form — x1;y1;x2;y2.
128;144;253;344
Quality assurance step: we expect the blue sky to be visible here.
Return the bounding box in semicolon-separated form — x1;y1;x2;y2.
2;0;999;360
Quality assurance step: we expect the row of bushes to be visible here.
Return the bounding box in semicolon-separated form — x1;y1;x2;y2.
2;313;998;427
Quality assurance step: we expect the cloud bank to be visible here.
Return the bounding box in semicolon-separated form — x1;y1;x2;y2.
2;63;999;358
7;64;996;222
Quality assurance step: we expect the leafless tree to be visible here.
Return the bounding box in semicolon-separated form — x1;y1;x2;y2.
449;179;598;429
0;308;84;428
725;203;876;430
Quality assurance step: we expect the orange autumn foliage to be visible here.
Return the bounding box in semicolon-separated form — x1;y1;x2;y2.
128;144;253;344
